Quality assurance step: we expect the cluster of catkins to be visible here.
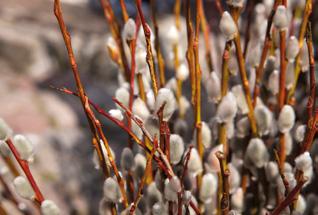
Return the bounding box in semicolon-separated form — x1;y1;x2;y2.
0;118;60;214
97;0;315;214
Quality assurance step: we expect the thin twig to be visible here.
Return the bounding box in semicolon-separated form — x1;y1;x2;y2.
216;151;230;215
135;0;159;96
5;139;44;204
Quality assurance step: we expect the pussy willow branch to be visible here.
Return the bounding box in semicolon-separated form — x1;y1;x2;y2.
150;0;166;87
119;0;129;22
278;28;287;169
216;151;230;215
55;87;201;214
135;0;159;96
233;35;258;136
185;0;196;105
270;176;306;215
274;149;290;196
100;0;130;81
54;0;129;207
253;0;280;106
215;0;224;15
219;41;231;158
54;0;109;177
287;0;312;102
84;98;129;207
5;139;44;204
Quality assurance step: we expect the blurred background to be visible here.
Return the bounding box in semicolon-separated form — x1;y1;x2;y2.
0;0;318;214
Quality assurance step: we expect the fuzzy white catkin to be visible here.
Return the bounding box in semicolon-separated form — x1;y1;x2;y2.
285;61;295;90
41;200;60;215
108;109;124;121
254;104;272;136
13;176;34;199
300;42;309;71
134;153;147;178
123;18;136;41
132;98;150;121
154;88;176;121
13;135;34;161
246;138;269;168
0;118;12;141
106;36;117;51
146;90;155;111
167;25;180;45
294;195;306;214
176;63;189;81
265;161;279;181
226;0;245;8
273;5;288;31
135;48;148;71
169;134;185;165
268;70;279;95
120;147;135;171
187;148;203;176
285;132;293;156
206;72;221;103
103;177;121;203
219;12;237;41
286;36;300;62
199;173;217;203
164;178;177;202
115;87;130;109
231;188;244;211
201;122;212;148
295;125;306;142
236;117;250;138
232;85;248;114
278;105;295;133
216;92;237;123
179;96;190;117
295;151;312;172
0;141;11;157
228;163;240;194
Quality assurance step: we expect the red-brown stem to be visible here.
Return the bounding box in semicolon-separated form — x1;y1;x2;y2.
84;98;129;207
5;139;44;203
278;29;287;169
253;0;280;106
135;0;159;96
215;0;224;15
119;0;129;22
274;149;290;196
54;0;109;177
271;177;306;215
150;0;166;87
